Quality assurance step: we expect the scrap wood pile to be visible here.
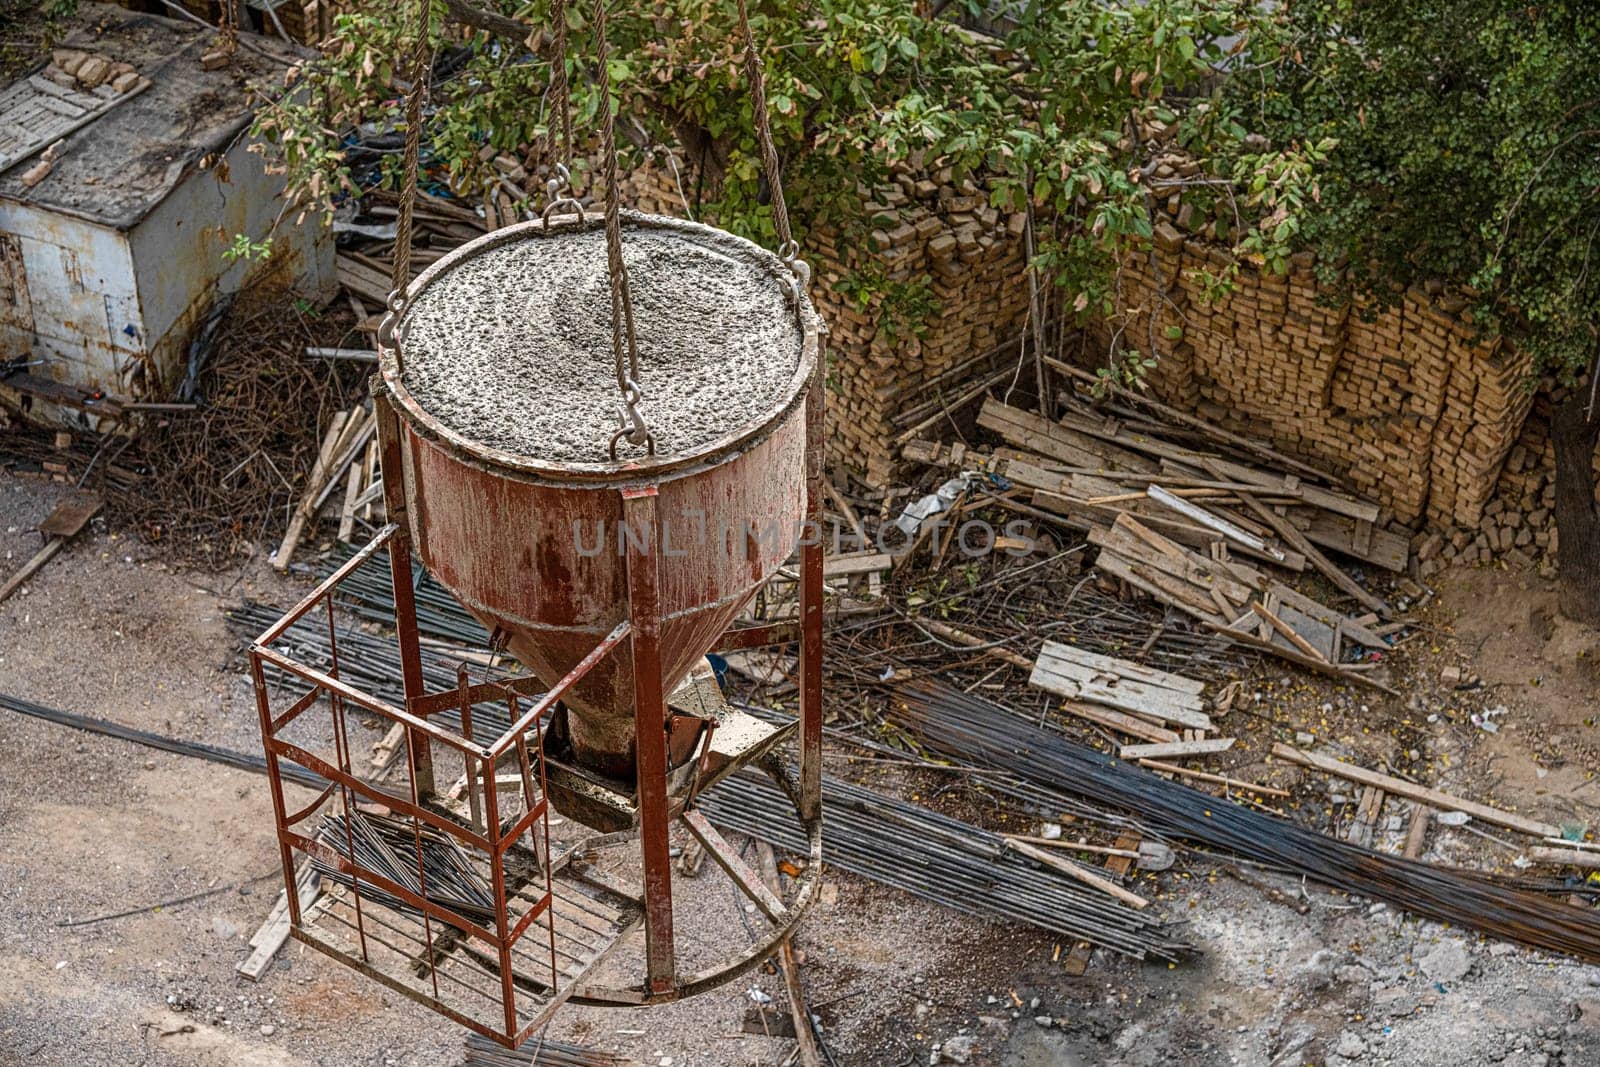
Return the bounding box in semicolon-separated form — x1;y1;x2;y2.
899;370;1414;692
330;188;488;336
0;296;369;569
268;398;385;571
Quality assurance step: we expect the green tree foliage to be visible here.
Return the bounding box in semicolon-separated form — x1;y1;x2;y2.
1229;0;1600;619
1232;0;1600;380
255;0;1282;345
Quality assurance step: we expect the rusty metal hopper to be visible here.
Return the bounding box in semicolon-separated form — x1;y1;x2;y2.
375;212;822;785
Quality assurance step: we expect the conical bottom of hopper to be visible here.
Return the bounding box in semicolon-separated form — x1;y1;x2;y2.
466;590;757;780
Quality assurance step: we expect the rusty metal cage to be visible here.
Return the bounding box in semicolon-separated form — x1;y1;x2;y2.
248;362;826;1046
249;528;645;1044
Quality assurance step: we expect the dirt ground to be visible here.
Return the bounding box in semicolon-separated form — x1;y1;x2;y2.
3;469;1600;1067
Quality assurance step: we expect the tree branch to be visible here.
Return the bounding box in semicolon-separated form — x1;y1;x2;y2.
439;0;530;42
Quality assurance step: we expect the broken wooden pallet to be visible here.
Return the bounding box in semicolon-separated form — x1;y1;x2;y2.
1029;640;1213;732
1088;514;1395;692
962;395;1408;573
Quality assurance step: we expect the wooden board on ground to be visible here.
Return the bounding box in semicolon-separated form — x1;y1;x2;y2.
1119;738;1235;761
1272;743;1559;838
1030;641;1213;731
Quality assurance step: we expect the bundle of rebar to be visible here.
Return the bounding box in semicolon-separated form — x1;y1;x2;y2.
890;678;1600;963
464;1032;638;1067
314;810;496;922
698;769;1188;961
227;601;516;738
317;543;492;646
0;690;324;789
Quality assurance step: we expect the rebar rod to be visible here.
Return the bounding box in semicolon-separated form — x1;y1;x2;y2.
698;770;1188;961
890;679;1600;963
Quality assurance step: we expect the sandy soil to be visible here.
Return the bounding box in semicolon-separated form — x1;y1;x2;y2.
3;468;1600;1067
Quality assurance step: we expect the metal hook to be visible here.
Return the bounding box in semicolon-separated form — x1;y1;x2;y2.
607;378;656;460
376;288;409;351
541;162;584;223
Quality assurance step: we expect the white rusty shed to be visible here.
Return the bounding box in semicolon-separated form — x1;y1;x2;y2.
0;4;333;428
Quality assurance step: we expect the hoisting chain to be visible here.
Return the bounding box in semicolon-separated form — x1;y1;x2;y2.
734;0;809;292
592;0;653;460
376;0;433;362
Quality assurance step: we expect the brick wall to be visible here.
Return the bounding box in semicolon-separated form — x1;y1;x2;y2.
1102;222;1536;532
622;154;1030;485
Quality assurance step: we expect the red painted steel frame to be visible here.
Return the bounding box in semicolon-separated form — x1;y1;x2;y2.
249;362;828;1039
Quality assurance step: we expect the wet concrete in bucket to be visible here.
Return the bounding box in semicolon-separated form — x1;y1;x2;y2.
398;225;804;463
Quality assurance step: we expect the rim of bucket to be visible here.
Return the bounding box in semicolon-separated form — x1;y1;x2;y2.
378;210;822;483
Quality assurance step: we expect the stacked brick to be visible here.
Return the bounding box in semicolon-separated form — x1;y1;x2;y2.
1431;380;1600;575
620;154;1030;485
1102;218;1535;537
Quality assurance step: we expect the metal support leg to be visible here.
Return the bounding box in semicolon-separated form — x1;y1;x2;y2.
798;363;825;821
374;388;434;796
250;653;302;925
622;486;676;993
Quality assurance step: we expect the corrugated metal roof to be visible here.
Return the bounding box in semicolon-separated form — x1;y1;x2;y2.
0;3;300;231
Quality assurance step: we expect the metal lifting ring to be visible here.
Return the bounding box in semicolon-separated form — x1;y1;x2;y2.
607;423;657;461
606;379;656;460
376;288;409;350
541;163;584;223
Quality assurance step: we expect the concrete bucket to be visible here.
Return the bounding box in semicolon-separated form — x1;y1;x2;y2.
375;211;823;810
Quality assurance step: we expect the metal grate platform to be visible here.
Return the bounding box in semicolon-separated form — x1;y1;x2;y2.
300;839;641;1037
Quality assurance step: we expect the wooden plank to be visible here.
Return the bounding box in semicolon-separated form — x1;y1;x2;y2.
237;866;320;980
271;411;348;571
337;459;363;543
1403;804;1431;858
822;551;892;577
681;811;786;923
1253;601;1330;662
1034;641;1205;696
1266;581;1389;650
1271;744;1559;837
1031;668;1214;731
0;537;64;604
1298;509;1410;572
1119;738;1235;761
754;843;823;1067
1529;846;1600;870
335;256;393;304
1098;517;1260;604
1043;357;1332;480
1055;700;1180;743
1004;839;1148;909
1202;455;1381;525
1033;643;1207;710
1147;485;1284;561
37;492;102;538
978;397;1158;473
1135;759;1291;798
1345;786;1384;848
1095;551;1224;624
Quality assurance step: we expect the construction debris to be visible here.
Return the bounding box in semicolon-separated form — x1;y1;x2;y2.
0;491;100;603
891;679;1600;963
1087;514;1395;691
1028;641;1211;732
